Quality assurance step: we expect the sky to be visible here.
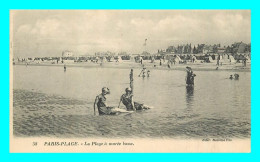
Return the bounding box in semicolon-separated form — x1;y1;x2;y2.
11;10;251;57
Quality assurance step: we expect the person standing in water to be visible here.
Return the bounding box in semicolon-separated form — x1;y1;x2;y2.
94;87;115;115
147;70;150;77
64;64;66;72
138;67;147;77
186;67;196;86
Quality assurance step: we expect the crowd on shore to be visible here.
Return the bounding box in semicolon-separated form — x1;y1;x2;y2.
13;52;251;72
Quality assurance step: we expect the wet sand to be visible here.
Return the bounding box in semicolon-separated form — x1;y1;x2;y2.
13;89;89;137
13;88;250;139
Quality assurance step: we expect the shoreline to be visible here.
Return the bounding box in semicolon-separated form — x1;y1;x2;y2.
13;61;251;72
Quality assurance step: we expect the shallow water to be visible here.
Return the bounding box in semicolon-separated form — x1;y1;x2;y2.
13;65;251;139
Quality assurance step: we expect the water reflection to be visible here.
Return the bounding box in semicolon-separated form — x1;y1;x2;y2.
186;86;194;109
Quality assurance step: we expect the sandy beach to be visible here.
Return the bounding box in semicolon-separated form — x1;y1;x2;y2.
14;60;251;72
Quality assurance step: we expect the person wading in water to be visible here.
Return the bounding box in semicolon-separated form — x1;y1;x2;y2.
186;66;196;87
138;67;147;77
64;64;66;72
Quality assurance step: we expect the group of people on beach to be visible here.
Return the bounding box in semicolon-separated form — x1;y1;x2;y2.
94;87;149;115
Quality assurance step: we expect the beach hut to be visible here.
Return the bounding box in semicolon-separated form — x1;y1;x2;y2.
208;56;214;62
165;54;174;60
96;57;103;64
191;55;197;62
108;56;114;62
221;54;233;63
174;55;182;63
130;56;135;62
246;55;251;62
229;55;236;63
115;56;123;62
101;56;108;63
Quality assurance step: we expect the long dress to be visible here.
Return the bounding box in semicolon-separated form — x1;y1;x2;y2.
186;70;195;86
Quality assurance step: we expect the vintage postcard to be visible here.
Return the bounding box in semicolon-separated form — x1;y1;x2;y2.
10;10;251;153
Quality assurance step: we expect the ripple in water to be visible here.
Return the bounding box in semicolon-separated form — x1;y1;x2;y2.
13;66;251;139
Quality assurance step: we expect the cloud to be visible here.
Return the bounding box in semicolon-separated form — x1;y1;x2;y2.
31;18;61;36
17;24;32;33
12;10;251;57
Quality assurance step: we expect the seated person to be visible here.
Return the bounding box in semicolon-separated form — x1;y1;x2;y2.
94;87;116;115
118;87;149;111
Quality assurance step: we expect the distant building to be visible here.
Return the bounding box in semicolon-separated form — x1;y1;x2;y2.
237;42;247;53
62;50;73;57
141;51;151;56
95;51;115;57
158;49;167;55
217;47;226;54
197;44;205;54
164;44;192;54
231;42;250;54
118;52;128;56
203;45;214;54
166;46;176;53
225;46;232;53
